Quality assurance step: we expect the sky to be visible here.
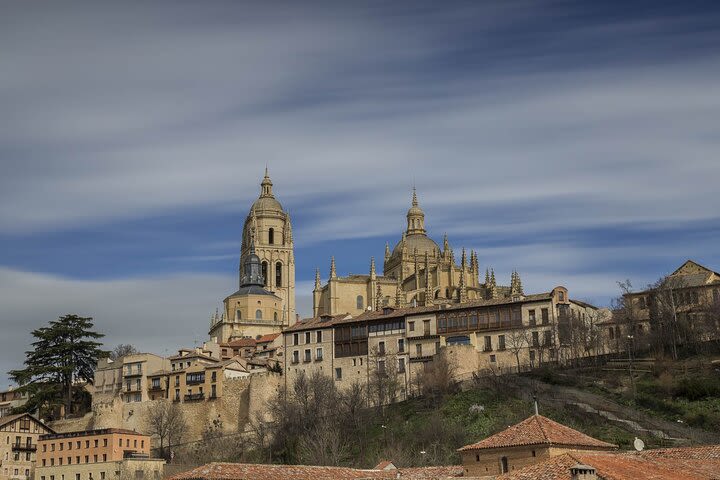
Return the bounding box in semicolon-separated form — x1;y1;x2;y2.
2;0;720;387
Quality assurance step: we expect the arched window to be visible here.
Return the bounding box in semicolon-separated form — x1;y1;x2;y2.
435;290;439;299
261;261;268;286
255;309;262;320
274;312;278;321
445;288;450;298
357;296;364;310
235;309;242;321
268;228;274;245
275;262;282;287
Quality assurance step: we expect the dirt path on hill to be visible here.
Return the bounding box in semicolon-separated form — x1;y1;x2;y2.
507;376;720;446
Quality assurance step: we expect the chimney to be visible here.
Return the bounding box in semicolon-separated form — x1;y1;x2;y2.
570;464;597;480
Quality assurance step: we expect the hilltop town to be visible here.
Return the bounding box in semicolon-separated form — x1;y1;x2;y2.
2;172;720;480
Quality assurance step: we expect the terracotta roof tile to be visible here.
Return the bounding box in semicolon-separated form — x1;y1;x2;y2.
283;313;350;332
256;333;281;343
500;447;720;480
458;415;616;451
169;463;464;480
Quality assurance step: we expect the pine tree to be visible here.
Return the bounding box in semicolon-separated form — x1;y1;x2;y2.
9;314;107;419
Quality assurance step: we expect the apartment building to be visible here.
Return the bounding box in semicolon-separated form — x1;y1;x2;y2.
282;286;598;399
0;390;28;419
0;413;55;480
93;354;169;403
36;429;158;480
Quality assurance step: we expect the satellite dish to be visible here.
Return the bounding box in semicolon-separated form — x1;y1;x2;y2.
633;437;645;452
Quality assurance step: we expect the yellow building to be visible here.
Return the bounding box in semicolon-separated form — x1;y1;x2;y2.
209;170;295;343
313;188;524;317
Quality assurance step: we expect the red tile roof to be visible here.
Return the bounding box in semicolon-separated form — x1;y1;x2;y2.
458;415;616;452
499;446;720;480
169;462;464;480
222;338;257;348
256;333;280;343
283;313;350;332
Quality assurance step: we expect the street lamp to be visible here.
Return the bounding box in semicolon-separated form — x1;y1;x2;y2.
627;335;636;398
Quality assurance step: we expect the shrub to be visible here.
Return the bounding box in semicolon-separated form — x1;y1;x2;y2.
673;377;720;401
634;394;683;417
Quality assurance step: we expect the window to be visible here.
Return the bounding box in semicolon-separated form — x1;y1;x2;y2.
211;385;216;398
498;335;506;351
357;295;364;310
541;308;549;325
292;351;299;364
378;341;385;354
484;336;492;352
532;331;539;347
305;332;311;344
175;376;180;387
94;439;98;447
378;360;386;374
415;343;422;356
261;261;268;285
490;354;496;363
235;309;241;320
423;319;431;335
315;348;323;361
304;349;311;362
268;228;274;245
544;330;552;346
255;309;262;320
529;350;536;363
275;262;282;287
409;321;415;332
293;333;299;346
175;389;180;401
335;368;342;380
558;291;565;301
398;358;406;373
528;309;536;326
398;338;405;353
316;331;322;343
501;457;509;473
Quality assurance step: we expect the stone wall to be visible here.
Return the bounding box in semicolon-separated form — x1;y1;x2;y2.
66;373;283;449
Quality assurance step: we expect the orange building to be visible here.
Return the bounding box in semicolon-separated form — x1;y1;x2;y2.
37;429;150;469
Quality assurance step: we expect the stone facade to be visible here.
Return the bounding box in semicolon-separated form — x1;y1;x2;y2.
283;288;600;403
209;170;296;343
0;414;54;480
312;189;520;317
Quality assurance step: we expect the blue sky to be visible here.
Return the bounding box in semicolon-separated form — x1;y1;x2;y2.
2;0;720;386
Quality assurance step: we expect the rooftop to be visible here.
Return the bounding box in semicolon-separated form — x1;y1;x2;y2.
499;446;720;480
458;414;617;452
169;462;463;480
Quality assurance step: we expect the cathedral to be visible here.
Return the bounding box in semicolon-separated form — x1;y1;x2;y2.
209;171;525;342
312;188;524;317
209;170;296;342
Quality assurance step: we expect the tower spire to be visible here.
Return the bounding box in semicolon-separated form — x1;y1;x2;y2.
260;168;274;198
314;268;321;291
330;256;337;279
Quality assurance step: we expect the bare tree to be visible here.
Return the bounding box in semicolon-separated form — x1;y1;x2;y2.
368;346;401;411
417;350;457;407
505;329;530;373
145;400;186;460
111;344;138;360
297;419;351;466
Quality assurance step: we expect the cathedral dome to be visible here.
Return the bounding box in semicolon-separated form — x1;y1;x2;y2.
251;169;284;212
392;233;440;258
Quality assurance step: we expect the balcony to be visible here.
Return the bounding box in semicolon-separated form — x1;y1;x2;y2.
184;393;205;402
12;443;37;452
124;384;142;393
186;378;205;386
483;347;493;352
148;384;165;391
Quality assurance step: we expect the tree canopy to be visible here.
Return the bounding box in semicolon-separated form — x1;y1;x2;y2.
9;314;106;419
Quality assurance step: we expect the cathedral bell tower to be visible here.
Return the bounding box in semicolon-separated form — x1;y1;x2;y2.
239;169;296;325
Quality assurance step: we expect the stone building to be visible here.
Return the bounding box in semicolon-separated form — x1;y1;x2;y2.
209;170;296;343
458;414;617;476
0;413;55;480
283;286;599;402
313;189;521;317
0;390;28;419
